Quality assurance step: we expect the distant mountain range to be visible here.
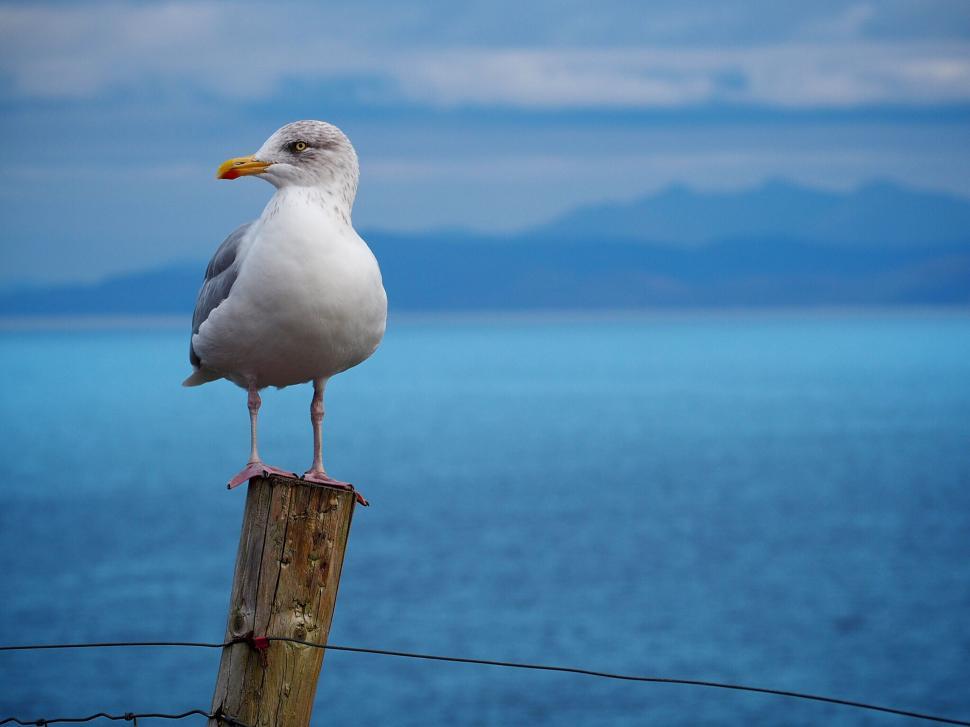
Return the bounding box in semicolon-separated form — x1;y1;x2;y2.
536;179;970;248
3;179;969;316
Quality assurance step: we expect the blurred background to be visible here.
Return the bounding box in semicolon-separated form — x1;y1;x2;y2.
1;1;969;725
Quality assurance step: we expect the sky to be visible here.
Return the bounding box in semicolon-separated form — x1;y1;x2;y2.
1;0;969;283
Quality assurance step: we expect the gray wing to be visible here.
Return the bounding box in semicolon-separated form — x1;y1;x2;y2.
189;222;253;367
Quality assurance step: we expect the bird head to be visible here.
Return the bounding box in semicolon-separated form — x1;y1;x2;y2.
216;120;359;195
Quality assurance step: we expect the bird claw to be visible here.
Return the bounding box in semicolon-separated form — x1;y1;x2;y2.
302;471;369;506
227;462;299;489
225;465;368;506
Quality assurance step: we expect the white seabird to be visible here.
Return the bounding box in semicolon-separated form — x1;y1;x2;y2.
183;120;386;498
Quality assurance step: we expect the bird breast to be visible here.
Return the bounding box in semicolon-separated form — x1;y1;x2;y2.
198;188;387;388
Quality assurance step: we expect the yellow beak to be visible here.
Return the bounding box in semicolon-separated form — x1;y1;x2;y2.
216;155;272;180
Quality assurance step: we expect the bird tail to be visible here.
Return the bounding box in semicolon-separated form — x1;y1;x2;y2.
182;367;222;387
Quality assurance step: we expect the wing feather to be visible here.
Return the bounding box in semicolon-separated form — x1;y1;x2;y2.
188;222;252;368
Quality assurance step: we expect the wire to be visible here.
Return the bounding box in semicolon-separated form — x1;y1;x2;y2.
0;642;225;652
1;639;968;726
276;639;970;726
0;709;250;726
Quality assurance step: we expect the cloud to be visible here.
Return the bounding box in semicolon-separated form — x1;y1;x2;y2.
801;3;876;40
396;44;970;108
2;1;970;109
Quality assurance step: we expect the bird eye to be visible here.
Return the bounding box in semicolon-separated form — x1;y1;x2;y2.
292;141;308;152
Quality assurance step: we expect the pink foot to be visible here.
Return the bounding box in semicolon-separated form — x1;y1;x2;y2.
303;470;369;506
227;462;299;489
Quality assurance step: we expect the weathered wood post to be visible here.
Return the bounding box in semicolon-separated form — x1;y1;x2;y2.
209;474;358;726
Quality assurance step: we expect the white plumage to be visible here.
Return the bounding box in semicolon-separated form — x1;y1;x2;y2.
188;188;385;388
184;120;386;492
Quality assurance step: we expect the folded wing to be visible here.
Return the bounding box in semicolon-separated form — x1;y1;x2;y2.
186;222;253;377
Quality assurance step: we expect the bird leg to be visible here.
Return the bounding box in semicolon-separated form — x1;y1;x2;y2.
303;379;341;482
227;383;296;489
302;379;367;504
247;384;262;463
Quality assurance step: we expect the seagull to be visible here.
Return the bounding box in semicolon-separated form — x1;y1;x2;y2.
183;120;386;499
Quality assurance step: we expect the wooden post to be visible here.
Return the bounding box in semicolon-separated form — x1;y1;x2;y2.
209;474;357;726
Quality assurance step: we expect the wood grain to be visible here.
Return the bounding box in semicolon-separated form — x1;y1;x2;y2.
209;474;356;726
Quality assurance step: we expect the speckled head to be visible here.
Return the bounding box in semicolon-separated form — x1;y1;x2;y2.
216;120;359;204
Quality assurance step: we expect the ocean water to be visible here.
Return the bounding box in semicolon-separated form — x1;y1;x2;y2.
1;311;969;726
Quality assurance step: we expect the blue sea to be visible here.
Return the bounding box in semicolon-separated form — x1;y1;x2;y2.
1;311;969;726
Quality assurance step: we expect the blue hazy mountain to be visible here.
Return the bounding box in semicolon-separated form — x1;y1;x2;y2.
3;180;969;315
536;179;970;248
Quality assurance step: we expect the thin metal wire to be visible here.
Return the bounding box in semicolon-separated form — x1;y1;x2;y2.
0;709;250;726
0;642;225;652
1;638;968;726
272;638;970;726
